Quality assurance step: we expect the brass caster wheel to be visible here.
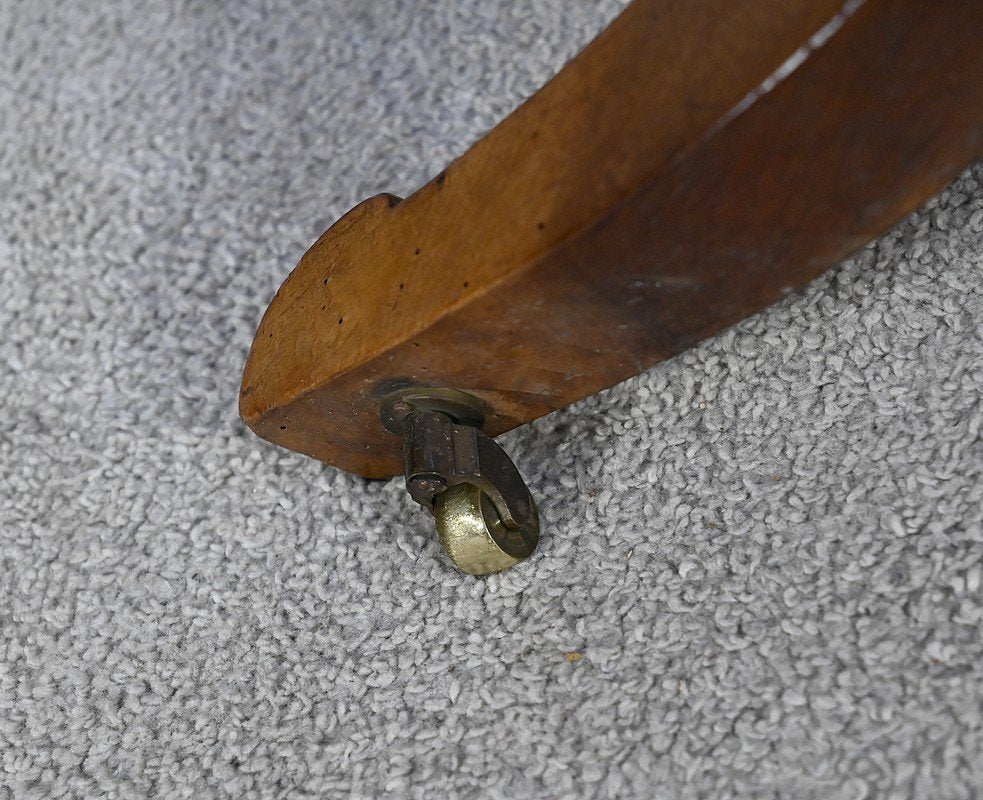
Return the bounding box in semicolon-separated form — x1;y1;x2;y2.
380;387;541;575
435;483;539;575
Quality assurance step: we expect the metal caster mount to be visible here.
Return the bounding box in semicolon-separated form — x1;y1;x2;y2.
380;388;539;575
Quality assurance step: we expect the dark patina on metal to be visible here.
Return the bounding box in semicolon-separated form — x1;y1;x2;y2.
380;388;539;573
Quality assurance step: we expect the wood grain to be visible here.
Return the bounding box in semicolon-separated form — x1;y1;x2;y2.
240;0;983;478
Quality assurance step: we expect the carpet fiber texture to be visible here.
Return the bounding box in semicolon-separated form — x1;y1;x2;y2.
2;1;982;798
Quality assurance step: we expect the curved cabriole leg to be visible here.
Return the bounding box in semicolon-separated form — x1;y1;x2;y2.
240;0;983;570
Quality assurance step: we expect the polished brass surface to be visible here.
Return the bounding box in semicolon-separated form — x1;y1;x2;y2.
434;483;539;575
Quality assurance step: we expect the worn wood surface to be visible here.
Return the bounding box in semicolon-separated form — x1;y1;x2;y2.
240;0;983;479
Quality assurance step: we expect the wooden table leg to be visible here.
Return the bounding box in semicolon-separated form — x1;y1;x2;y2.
239;0;983;570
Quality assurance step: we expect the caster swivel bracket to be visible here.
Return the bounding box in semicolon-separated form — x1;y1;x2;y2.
380;388;540;575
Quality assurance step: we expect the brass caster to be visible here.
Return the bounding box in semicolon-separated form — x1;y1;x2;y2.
380;388;540;575
436;483;539;575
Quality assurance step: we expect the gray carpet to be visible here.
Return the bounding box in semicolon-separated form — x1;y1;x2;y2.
2;1;982;797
